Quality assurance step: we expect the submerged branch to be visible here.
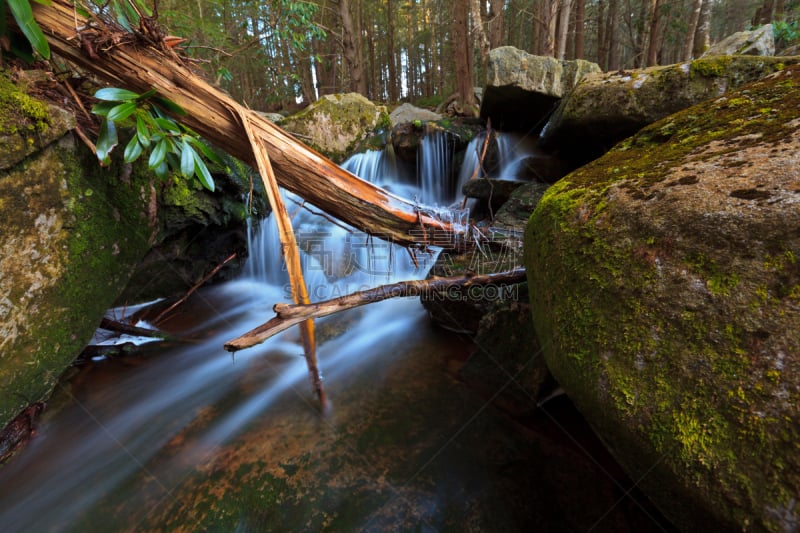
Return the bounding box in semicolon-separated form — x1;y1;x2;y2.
223;268;527;352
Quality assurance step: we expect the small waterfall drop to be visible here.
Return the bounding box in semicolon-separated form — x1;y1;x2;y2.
494;132;535;181
417;128;454;205
244;147;442;301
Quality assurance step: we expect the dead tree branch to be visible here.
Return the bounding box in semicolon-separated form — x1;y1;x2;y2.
224;268;526;352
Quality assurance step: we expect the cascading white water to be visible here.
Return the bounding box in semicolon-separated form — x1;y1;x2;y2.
493;132;536;181
0;145;445;531
417;128;454;205
456;133;484;192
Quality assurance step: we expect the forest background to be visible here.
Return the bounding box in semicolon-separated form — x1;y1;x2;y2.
156;0;800;113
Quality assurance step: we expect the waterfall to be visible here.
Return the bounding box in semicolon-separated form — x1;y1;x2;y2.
494;132;535;181
243;146;442;300
417;128;454;206
341;148;397;187
456;133;484;192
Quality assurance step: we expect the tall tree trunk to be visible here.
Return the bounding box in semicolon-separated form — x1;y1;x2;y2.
597;0;607;68
645;0;662;66
542;0;559;57
532;0;543;54
683;0;704;61
776;0;786;19
556;0;574;60
387;0;398;102
630;0;649;67
451;0;476;108
692;0;712;58
355;0;366;93
366;20;377;99
606;0;619;70
471;0;492;71
752;0;775;25
574;0;586;59
339;0;366;93
488;0;505;48
408;0;418;99
422;0;434;98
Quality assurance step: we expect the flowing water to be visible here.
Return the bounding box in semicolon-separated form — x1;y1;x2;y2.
0;140;672;531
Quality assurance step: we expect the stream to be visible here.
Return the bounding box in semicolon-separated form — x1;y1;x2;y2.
0;134;674;531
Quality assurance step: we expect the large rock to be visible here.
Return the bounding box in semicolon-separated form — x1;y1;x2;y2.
525;65;800;530
480;46;601;131
0;78;159;431
540;56;797;165
389;102;442;126
279;93;390;162
704;24;775;57
0;72;253;434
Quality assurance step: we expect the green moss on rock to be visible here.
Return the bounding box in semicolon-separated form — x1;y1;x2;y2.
0;135;157;431
278;93;390;163
541;55;800;163
526;65;800;530
0;72;75;170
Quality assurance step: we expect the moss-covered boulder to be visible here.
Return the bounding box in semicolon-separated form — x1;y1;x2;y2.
0;72;254;434
0;88;159;431
540;55;799;164
525;65;800;530
278;93;390;163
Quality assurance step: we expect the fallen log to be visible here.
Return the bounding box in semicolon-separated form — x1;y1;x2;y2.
27;1;466;248
224;268;527;352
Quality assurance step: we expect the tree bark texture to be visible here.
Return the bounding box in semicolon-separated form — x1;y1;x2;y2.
451;0;476;106
339;0;367;94
692;0;712;58
556;0;574;60
28;0;463;249
645;0;662;66
488;0;505;49
684;0;704;60
386;0;399;102
574;0;586;59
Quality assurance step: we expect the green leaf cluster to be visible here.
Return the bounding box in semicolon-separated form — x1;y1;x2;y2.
92;87;221;191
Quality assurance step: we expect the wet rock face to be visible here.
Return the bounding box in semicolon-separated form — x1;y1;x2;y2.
0;72;253;434
462;178;525;213
540;56;799;166
526;66;800;531
0;113;157;433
